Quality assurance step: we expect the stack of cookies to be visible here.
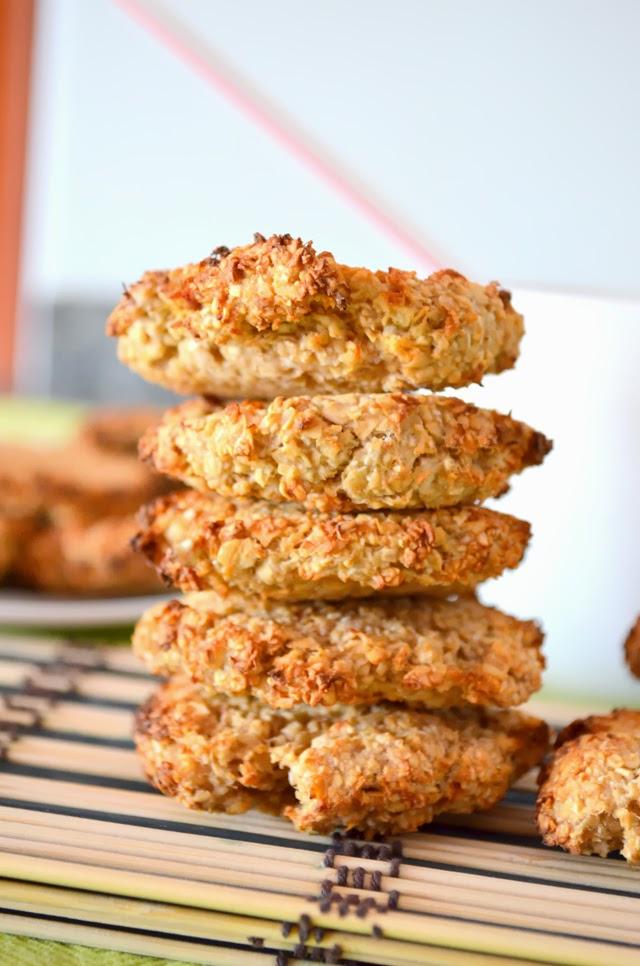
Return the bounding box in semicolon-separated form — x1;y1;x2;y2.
108;233;552;836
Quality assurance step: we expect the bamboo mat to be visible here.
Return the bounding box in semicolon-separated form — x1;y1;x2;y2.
0;634;637;966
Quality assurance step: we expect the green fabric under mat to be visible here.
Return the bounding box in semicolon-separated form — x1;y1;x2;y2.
0;935;194;965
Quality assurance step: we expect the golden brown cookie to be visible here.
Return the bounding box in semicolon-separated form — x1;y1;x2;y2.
0;441;167;524
14;514;162;596
141;394;551;511
537;709;640;863
624;616;640;678
107;234;524;398
133;490;530;601
136;675;548;835
133;592;544;710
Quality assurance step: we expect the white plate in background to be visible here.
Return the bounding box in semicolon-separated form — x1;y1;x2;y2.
0;591;171;629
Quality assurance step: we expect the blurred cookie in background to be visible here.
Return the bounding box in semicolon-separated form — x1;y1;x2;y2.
0;405;172;598
0;438;166;524
13;513;163;597
624;615;640;678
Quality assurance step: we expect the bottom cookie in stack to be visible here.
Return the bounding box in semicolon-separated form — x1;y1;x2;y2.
133;593;549;836
135;676;547;836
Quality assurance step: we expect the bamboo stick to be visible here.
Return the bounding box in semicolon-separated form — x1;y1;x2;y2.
38;702;134;739
0;900;515;966
0;804;634;904
9;737;142;779
0;636;64;659
0;660;152;703
76;672;153;703
0;912;270;966
0;850;638;966
0;636;146;676
0;832;637;944
0;770;634;891
3;878;582;966
404;833;638;883
0;697;133;740
0;817;636;923
0;769;536;845
1;773;634;905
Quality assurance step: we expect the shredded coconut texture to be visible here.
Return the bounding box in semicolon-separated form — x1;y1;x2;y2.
537;709;640;863
134;592;544;710
136;675;549;835
133;490;531;601
107;233;524;398
141;394;551;511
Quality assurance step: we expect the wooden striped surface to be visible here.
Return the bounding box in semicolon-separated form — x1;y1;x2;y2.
0;632;636;966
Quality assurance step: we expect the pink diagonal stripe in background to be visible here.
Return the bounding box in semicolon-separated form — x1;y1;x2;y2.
114;0;443;273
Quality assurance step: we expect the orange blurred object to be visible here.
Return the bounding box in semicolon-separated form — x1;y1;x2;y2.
0;0;35;391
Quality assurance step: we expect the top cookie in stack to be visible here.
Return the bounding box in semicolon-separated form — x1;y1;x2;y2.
107;232;523;399
108;234;552;836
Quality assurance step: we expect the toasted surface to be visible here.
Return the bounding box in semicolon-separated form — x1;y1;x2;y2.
624;616;640;678
134;490;530;601
14;514;163;596
108;234;524;398
134;592;545;709
135;675;548;835
79;405;164;456
537;709;640;863
0;441;167;523
141;394;551;511
0;512;37;581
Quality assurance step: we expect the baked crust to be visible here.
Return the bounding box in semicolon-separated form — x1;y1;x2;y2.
14;514;162;596
133;490;531;601
133;592;544;710
537;709;640;863
141;394;551;511
135;675;548;835
108;234;524;398
624;616;640;678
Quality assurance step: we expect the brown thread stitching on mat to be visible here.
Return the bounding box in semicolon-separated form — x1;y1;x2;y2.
308;832;405;923
0;654;86;763
2;695;44;728
273;910;343;963
0;693;45;749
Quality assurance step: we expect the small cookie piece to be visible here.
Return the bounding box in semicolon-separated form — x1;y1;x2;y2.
108;234;524;398
15;514;162;596
141;394;551;511
79;406;164;456
624;616;640;678
133;490;530;601
133;592;545;709
537;709;640;863
135;676;549;835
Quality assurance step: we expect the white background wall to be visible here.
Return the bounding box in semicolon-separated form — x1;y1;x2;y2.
17;0;640;703
23;0;640;298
